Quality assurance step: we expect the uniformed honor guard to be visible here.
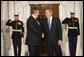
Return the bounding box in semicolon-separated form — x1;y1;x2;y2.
62;11;80;56
6;13;24;56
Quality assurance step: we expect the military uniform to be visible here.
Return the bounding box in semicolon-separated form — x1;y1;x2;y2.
6;19;24;56
62;17;80;56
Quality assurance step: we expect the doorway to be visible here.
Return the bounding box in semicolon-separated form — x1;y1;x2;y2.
29;4;59;56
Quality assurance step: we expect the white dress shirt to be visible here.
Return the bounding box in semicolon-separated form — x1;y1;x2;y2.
32;15;40;25
47;16;53;27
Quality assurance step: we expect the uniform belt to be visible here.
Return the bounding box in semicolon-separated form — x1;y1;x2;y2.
13;30;21;32
68;27;78;29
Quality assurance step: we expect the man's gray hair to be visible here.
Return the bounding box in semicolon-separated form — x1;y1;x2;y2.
45;8;53;13
31;7;39;14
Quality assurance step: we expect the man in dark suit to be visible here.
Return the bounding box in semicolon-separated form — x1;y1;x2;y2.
43;9;62;56
25;7;43;56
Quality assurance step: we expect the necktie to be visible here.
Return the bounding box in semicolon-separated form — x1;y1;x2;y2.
48;19;51;31
36;19;40;25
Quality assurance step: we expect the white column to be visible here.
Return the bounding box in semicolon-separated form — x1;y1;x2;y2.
22;2;30;56
21;1;31;56
8;1;15;56
80;2;83;56
75;1;83;56
12;1;30;56
1;1;5;56
60;1;69;56
60;1;76;56
1;1;10;56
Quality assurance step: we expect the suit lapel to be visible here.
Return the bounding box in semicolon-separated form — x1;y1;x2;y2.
45;19;50;32
31;16;40;26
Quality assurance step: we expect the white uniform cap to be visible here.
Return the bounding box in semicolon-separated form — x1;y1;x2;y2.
14;12;19;15
70;11;75;14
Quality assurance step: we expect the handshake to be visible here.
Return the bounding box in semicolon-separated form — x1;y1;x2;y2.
42;33;45;38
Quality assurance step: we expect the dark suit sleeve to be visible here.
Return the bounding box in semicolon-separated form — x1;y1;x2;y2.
21;22;24;32
42;20;47;39
27;19;42;36
5;19;13;26
77;18;80;35
21;22;24;37
58;19;62;40
62;17;69;24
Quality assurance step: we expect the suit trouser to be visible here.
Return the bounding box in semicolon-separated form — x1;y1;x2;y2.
28;45;40;56
47;42;62;56
12;39;21;56
68;36;77;56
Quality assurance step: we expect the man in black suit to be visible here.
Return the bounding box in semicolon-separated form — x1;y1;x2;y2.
43;9;62;56
25;7;43;56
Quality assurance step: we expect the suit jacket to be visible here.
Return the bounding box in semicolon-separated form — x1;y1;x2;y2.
43;17;62;45
25;16;42;46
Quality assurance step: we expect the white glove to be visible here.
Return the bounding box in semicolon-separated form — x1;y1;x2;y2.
77;35;80;38
22;38;24;43
11;19;14;21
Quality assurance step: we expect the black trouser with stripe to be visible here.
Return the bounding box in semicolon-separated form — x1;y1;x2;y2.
68;36;77;56
12;39;22;56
